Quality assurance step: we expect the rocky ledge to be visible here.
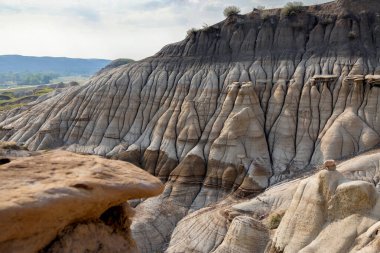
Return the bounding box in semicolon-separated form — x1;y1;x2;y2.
0;150;163;253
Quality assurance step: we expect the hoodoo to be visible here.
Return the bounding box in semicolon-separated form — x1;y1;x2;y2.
1;0;380;252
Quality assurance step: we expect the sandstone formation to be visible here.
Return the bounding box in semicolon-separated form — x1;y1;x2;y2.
0;150;163;253
0;0;380;252
167;151;380;253
269;170;379;252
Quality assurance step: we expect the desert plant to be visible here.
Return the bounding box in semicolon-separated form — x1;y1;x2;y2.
281;1;304;17
223;6;241;17
186;27;197;37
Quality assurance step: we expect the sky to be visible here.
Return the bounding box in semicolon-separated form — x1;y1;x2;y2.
0;0;330;60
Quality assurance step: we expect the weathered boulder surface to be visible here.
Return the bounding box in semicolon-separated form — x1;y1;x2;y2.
0;0;380;252
168;151;380;253
268;170;379;253
0;150;163;253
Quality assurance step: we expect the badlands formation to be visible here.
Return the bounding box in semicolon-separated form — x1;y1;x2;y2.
1;0;380;252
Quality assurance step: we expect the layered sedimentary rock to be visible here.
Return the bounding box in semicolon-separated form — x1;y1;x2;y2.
268;172;379;253
1;0;380;252
168;152;380;253
0;150;163;253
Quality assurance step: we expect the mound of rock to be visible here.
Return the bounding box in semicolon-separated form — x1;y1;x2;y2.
0;150;163;253
0;0;380;251
269;169;379;252
167;152;380;253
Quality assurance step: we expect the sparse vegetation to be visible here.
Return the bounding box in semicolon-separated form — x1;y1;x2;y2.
268;211;285;229
34;87;54;96
281;1;304;17
0;103;27;111
187;27;197;37
223;6;241;17
0;84;71;111
0;141;25;150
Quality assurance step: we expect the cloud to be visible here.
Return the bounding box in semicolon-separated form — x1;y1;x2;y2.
63;6;100;23
0;0;331;60
0;3;21;13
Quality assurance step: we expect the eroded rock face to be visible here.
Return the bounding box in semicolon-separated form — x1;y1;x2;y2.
168;152;380;253
0;150;163;253
1;0;380;252
268;167;380;253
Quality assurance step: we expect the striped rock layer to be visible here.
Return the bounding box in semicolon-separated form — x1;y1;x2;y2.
1;0;380;252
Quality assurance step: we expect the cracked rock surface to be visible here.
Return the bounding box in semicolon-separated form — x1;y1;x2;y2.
1;0;380;252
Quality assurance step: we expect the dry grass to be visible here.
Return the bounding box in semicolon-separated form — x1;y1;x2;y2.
223;6;241;17
186;28;197;37
268;211;285;229
0;141;26;150
281;1;304;17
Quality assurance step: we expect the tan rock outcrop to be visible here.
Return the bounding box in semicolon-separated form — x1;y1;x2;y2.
0;150;163;253
167;152;380;253
0;0;379;252
268;168;380;253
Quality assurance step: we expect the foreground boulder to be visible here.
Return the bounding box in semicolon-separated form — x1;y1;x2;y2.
0;150;163;253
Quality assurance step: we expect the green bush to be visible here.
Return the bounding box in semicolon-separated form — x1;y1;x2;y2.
281;1;304;17
223;6;241;17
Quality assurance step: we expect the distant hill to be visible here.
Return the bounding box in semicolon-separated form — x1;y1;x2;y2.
0;55;111;76
97;58;134;74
